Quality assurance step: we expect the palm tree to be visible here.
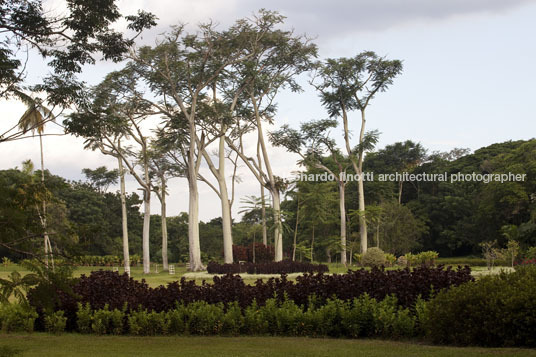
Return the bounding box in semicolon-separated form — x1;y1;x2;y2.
18;98;55;268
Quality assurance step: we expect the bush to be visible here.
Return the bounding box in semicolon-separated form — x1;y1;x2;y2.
425;265;536;347
37;265;472;329
232;244;275;263
0;304;38;333
44;310;67;334
207;260;329;275
415;251;439;266
524;246;536;260
384;253;397;267
362;247;386;267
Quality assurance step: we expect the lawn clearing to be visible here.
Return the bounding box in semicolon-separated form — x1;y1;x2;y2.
1;334;535;357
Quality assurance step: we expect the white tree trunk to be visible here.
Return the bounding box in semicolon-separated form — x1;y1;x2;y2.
188;174;204;271
339;182;347;265
260;183;267;246
272;190;283;261
118;155;130;275
161;175;168;271
142;188;151;274
358;110;368;254
218;136;234;264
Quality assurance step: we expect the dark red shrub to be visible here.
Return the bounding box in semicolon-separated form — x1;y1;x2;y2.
232;244;275;263
207;260;328;275
32;265;472;331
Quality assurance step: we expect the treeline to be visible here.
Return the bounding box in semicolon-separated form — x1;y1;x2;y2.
280;139;536;260
2;139;534;263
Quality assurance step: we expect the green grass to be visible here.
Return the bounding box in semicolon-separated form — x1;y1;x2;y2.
1;334;535;357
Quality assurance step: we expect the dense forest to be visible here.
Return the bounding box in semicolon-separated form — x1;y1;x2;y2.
2;139;534;263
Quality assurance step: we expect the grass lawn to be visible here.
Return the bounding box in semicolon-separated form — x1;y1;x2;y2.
1;334;535;357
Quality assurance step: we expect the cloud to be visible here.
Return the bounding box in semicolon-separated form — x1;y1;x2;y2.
126;0;533;42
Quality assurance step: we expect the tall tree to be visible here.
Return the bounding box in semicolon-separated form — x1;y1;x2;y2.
65;70;154;273
225;11;317;261
127;18;259;270
313;52;403;253
271;119;353;265
17;101;54;267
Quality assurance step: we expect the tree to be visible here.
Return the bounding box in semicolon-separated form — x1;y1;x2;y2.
298;180;338;262
65;70;154;274
225;11;317;261
127;19;257;270
0;0;155;103
82;166;118;193
366;141;427;204
313;52;403;254
271;118;354;265
17;102;54;267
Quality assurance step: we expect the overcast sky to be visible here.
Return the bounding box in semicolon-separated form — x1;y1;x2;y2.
1;0;535;220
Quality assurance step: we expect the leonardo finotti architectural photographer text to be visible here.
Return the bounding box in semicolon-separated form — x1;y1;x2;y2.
297;172;527;184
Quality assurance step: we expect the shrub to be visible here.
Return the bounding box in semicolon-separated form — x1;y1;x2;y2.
425;265;536;347
524;246;536;260
40;266;472;326
415;251;439;266
0;304;38;333
362;247;386;267
44;310;67;334
207;260;329;275
232;244;275;263
396;255;407;267
76;303;93;333
384;253;397;267
128;309;169;336
404;253;417;267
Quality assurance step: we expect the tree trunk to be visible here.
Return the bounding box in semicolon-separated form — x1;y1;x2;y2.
398;180;403;205
311;224;315;262
161;175;169;271
118;154;130;275
326;247;331;263
376;220;380;248
341;106;367;254
339;182;347;266
142;188;151;274
260;183;267;246
272;190;283;261
188;170;204;271
218;136;234;264
253;97;282;258
39;133;53;269
357;110;368;254
292;194;300;261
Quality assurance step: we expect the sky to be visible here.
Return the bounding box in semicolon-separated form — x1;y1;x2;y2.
1;0;535;221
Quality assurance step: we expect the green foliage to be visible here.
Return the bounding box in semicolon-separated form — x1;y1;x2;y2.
414;251;439;266
384;253;397;267
76;303;93;334
0;304;38;333
524;246;536;260
425;266;536;346
128;309;169;336
362;247;386;267
24;260;75;314
44;310;67;334
0;271;39;306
